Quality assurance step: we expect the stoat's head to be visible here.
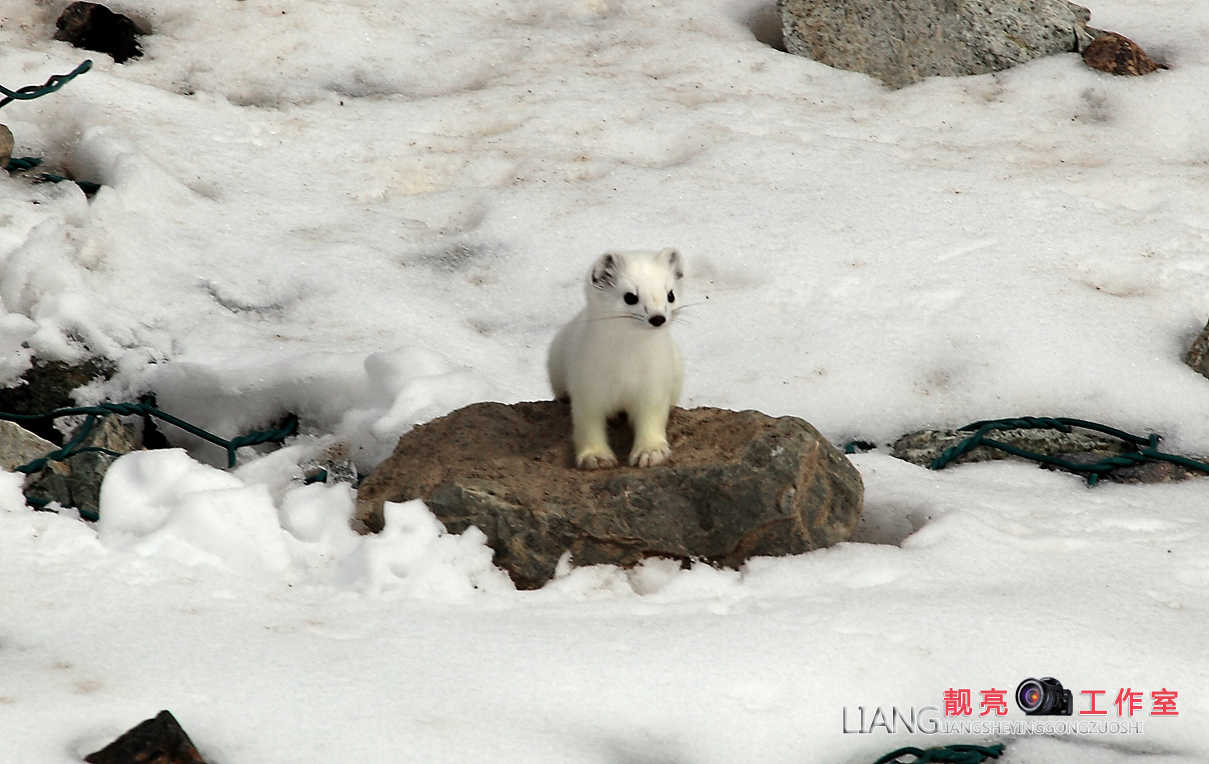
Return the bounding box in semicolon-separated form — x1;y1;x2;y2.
586;248;684;329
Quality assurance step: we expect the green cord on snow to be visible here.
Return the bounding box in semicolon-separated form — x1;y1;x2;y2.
6;156;102;194
872;743;1005;764
2;61;99;192
1;402;298;471
929;416;1209;486
0;59;92;109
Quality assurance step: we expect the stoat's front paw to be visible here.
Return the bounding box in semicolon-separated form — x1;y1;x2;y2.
577;450;619;470
629;442;671;468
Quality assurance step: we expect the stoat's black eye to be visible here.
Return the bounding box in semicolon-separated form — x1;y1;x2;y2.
624;292;638;305
668;290;675;303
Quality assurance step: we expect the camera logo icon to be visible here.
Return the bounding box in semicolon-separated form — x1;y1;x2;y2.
1016;677;1073;716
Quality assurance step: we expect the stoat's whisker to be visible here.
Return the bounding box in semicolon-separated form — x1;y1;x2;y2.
567;314;634;325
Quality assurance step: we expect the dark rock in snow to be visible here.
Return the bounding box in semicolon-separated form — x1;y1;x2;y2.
356;401;864;589
1082;32;1165;76
0;357;115;444
55;2;145;64
85;710;208;764
777;0;1101;88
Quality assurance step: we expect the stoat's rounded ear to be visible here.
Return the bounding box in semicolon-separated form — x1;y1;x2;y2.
660;247;684;280
591;252;620;289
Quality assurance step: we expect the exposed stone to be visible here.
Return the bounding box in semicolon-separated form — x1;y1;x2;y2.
777;0;1100;89
0;419;55;473
54;2;144;64
85;710;208;764
892;425;1209;483
356;401;864;590
1083;32;1164;76
1099;459;1207;484
0;124;12;170
892;426;1128;467
0;357;115;444
1186;319;1209;380
25;415;141;518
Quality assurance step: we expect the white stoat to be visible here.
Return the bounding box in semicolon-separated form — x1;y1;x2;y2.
548;248;684;470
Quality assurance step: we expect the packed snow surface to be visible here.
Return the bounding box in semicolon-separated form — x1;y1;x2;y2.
1;0;1208;761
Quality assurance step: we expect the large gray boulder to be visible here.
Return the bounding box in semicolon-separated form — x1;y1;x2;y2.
356;401;864;589
778;0;1100;88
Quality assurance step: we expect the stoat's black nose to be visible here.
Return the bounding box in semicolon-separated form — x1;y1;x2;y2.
648;315;666;327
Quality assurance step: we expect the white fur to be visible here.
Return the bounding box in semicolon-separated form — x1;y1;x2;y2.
548;248;684;469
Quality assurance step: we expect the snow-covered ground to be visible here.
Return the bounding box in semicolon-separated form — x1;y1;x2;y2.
2;0;1208;761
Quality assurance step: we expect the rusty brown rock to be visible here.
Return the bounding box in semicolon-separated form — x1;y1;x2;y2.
356;401;864;589
1083;32;1165;75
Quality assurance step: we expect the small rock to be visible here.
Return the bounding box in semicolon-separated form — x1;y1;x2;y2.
54;2;144;64
892;426;1127;467
301;457;359;486
1082;32;1164;76
0;419;55;473
1186;319;1209;380
25;415;141;518
892;424;1209;484
0;357;115;444
1099;459;1207;484
356;401;864;589
0;124;12;170
778;0;1097;89
85;710;207;764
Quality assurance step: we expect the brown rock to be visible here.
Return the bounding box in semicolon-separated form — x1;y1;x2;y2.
1083;32;1165;75
54;2;144;64
0;124;12;170
84;710;207;764
1185;318;1209;379
356;401;864;589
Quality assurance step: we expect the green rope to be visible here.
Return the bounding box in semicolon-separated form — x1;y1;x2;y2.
0;60;92;109
2;402;298;470
929;416;1209;486
35;172;101;194
6;157;102;194
26;495;99;523
872;743;1005;764
6;156;43;172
